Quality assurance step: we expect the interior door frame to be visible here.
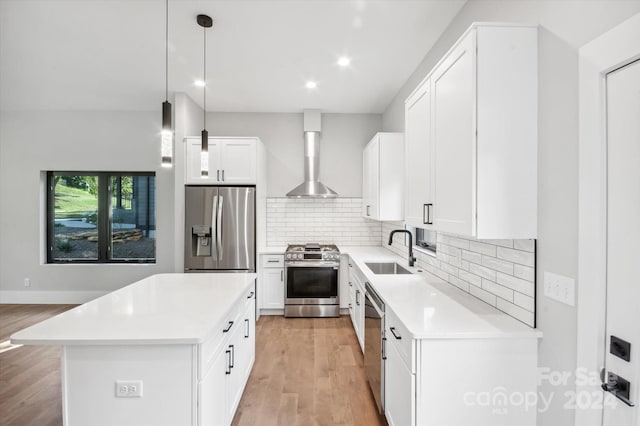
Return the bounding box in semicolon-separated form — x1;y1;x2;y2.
577;12;640;426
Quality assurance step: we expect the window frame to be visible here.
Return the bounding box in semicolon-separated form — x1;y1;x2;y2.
46;171;156;264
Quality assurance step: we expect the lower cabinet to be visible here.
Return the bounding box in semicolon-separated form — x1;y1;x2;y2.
259;254;285;312
385;337;415;426
199;285;256;426
348;259;365;354
384;306;538;426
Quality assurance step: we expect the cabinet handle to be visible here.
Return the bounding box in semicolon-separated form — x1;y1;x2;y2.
366;205;371;216
217;170;220;181
423;203;433;225
222;170;225;181
245;318;250;338
225;349;232;375
223;321;234;333
267;259;280;263
281;270;284;281
390;327;402;340
382;337;387;360
356;290;360;306
348;281;353;287
348;303;352;309
247;291;254;299
348;263;353;268
229;344;235;368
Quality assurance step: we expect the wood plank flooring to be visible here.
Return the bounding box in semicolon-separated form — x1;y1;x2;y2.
0;306;386;426
0;304;75;426
232;315;386;426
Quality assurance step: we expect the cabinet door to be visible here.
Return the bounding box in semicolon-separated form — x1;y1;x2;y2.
385;339;415;426
362;137;379;219
199;345;229;426
220;139;257;184
405;79;434;229
226;322;245;420
261;268;284;309
186;138;223;184
432;31;475;236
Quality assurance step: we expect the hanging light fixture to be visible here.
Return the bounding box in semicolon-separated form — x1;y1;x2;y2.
197;14;213;177
161;0;173;167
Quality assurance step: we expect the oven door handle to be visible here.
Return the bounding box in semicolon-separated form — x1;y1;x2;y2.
285;262;340;268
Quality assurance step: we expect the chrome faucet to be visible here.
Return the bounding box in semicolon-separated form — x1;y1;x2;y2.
388;229;416;267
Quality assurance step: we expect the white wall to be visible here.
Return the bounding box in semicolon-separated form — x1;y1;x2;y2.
0;111;175;299
381;2;640;425
191;112;382;198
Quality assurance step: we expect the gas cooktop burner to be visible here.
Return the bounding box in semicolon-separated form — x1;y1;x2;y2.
285;243;340;261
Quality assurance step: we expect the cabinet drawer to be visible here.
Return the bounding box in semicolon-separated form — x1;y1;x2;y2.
199;303;243;379
261;254;284;268
386;308;415;373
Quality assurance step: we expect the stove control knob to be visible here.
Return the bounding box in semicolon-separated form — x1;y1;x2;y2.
297;254;303;260
286;253;291;259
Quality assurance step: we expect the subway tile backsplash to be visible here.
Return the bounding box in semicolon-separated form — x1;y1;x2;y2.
266;198;382;247
382;221;536;327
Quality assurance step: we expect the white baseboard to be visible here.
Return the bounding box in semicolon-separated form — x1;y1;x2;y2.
0;290;108;304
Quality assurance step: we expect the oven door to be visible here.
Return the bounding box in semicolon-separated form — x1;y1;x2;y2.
285;262;339;305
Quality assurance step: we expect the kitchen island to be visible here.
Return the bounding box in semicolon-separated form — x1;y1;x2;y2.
11;273;257;426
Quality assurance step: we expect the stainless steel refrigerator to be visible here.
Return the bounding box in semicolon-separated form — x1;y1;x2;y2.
184;186;256;272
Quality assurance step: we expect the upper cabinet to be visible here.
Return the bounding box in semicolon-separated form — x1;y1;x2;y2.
185;137;258;185
406;23;538;239
404;78;434;230
362;132;404;221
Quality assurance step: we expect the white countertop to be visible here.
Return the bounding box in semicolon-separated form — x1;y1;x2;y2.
258;246;286;254
11;273;256;346
341;246;542;340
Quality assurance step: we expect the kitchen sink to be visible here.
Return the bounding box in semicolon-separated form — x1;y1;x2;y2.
365;262;412;275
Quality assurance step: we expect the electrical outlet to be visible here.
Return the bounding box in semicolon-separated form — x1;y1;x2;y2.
24;278;30;287
115;380;143;398
543;272;575;306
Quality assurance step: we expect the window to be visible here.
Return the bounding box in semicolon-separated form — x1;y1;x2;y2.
47;172;156;263
414;226;437;254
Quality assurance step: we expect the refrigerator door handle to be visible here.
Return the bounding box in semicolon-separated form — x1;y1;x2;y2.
211;194;219;260
217;195;224;261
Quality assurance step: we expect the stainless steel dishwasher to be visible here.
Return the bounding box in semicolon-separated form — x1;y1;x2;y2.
364;281;385;414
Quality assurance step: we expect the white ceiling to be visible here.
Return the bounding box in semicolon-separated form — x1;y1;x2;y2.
0;0;465;113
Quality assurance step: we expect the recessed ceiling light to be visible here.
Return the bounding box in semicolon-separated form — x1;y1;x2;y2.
194;80;206;87
305;81;317;89
337;57;351;67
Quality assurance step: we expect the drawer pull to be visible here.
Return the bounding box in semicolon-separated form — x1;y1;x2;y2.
390;327;402;340
225;349;231;375
223;321;234;333
247;291;254;299
267;259;280;263
229;344;235;368
244;318;250;338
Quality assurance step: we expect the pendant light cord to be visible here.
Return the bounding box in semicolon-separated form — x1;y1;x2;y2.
203;24;206;128
165;0;168;101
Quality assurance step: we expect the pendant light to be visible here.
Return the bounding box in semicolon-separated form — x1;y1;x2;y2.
161;0;173;167
197;14;213;177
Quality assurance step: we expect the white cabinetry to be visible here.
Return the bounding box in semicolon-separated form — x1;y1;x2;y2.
348;259;365;353
406;23;537;238
259;254;284;312
384;305;538;426
404;79;434;229
186;137;258;185
362;133;404;221
199;285;256;426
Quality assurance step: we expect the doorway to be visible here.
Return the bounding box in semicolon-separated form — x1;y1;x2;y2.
578;12;640;426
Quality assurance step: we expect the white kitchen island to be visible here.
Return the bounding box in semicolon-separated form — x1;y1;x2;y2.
11;273;257;426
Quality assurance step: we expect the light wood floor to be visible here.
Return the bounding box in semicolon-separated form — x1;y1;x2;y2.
232;315;386;426
0;304;76;426
0;306;386;426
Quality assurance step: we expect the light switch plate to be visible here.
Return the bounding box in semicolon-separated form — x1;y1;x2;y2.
543;272;575;306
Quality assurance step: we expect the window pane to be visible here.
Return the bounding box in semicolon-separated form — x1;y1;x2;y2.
110;175;156;261
52;175;99;260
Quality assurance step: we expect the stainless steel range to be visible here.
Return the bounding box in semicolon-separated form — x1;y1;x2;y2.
284;243;340;317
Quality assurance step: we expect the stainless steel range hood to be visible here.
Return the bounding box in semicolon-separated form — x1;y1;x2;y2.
286;110;338;198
